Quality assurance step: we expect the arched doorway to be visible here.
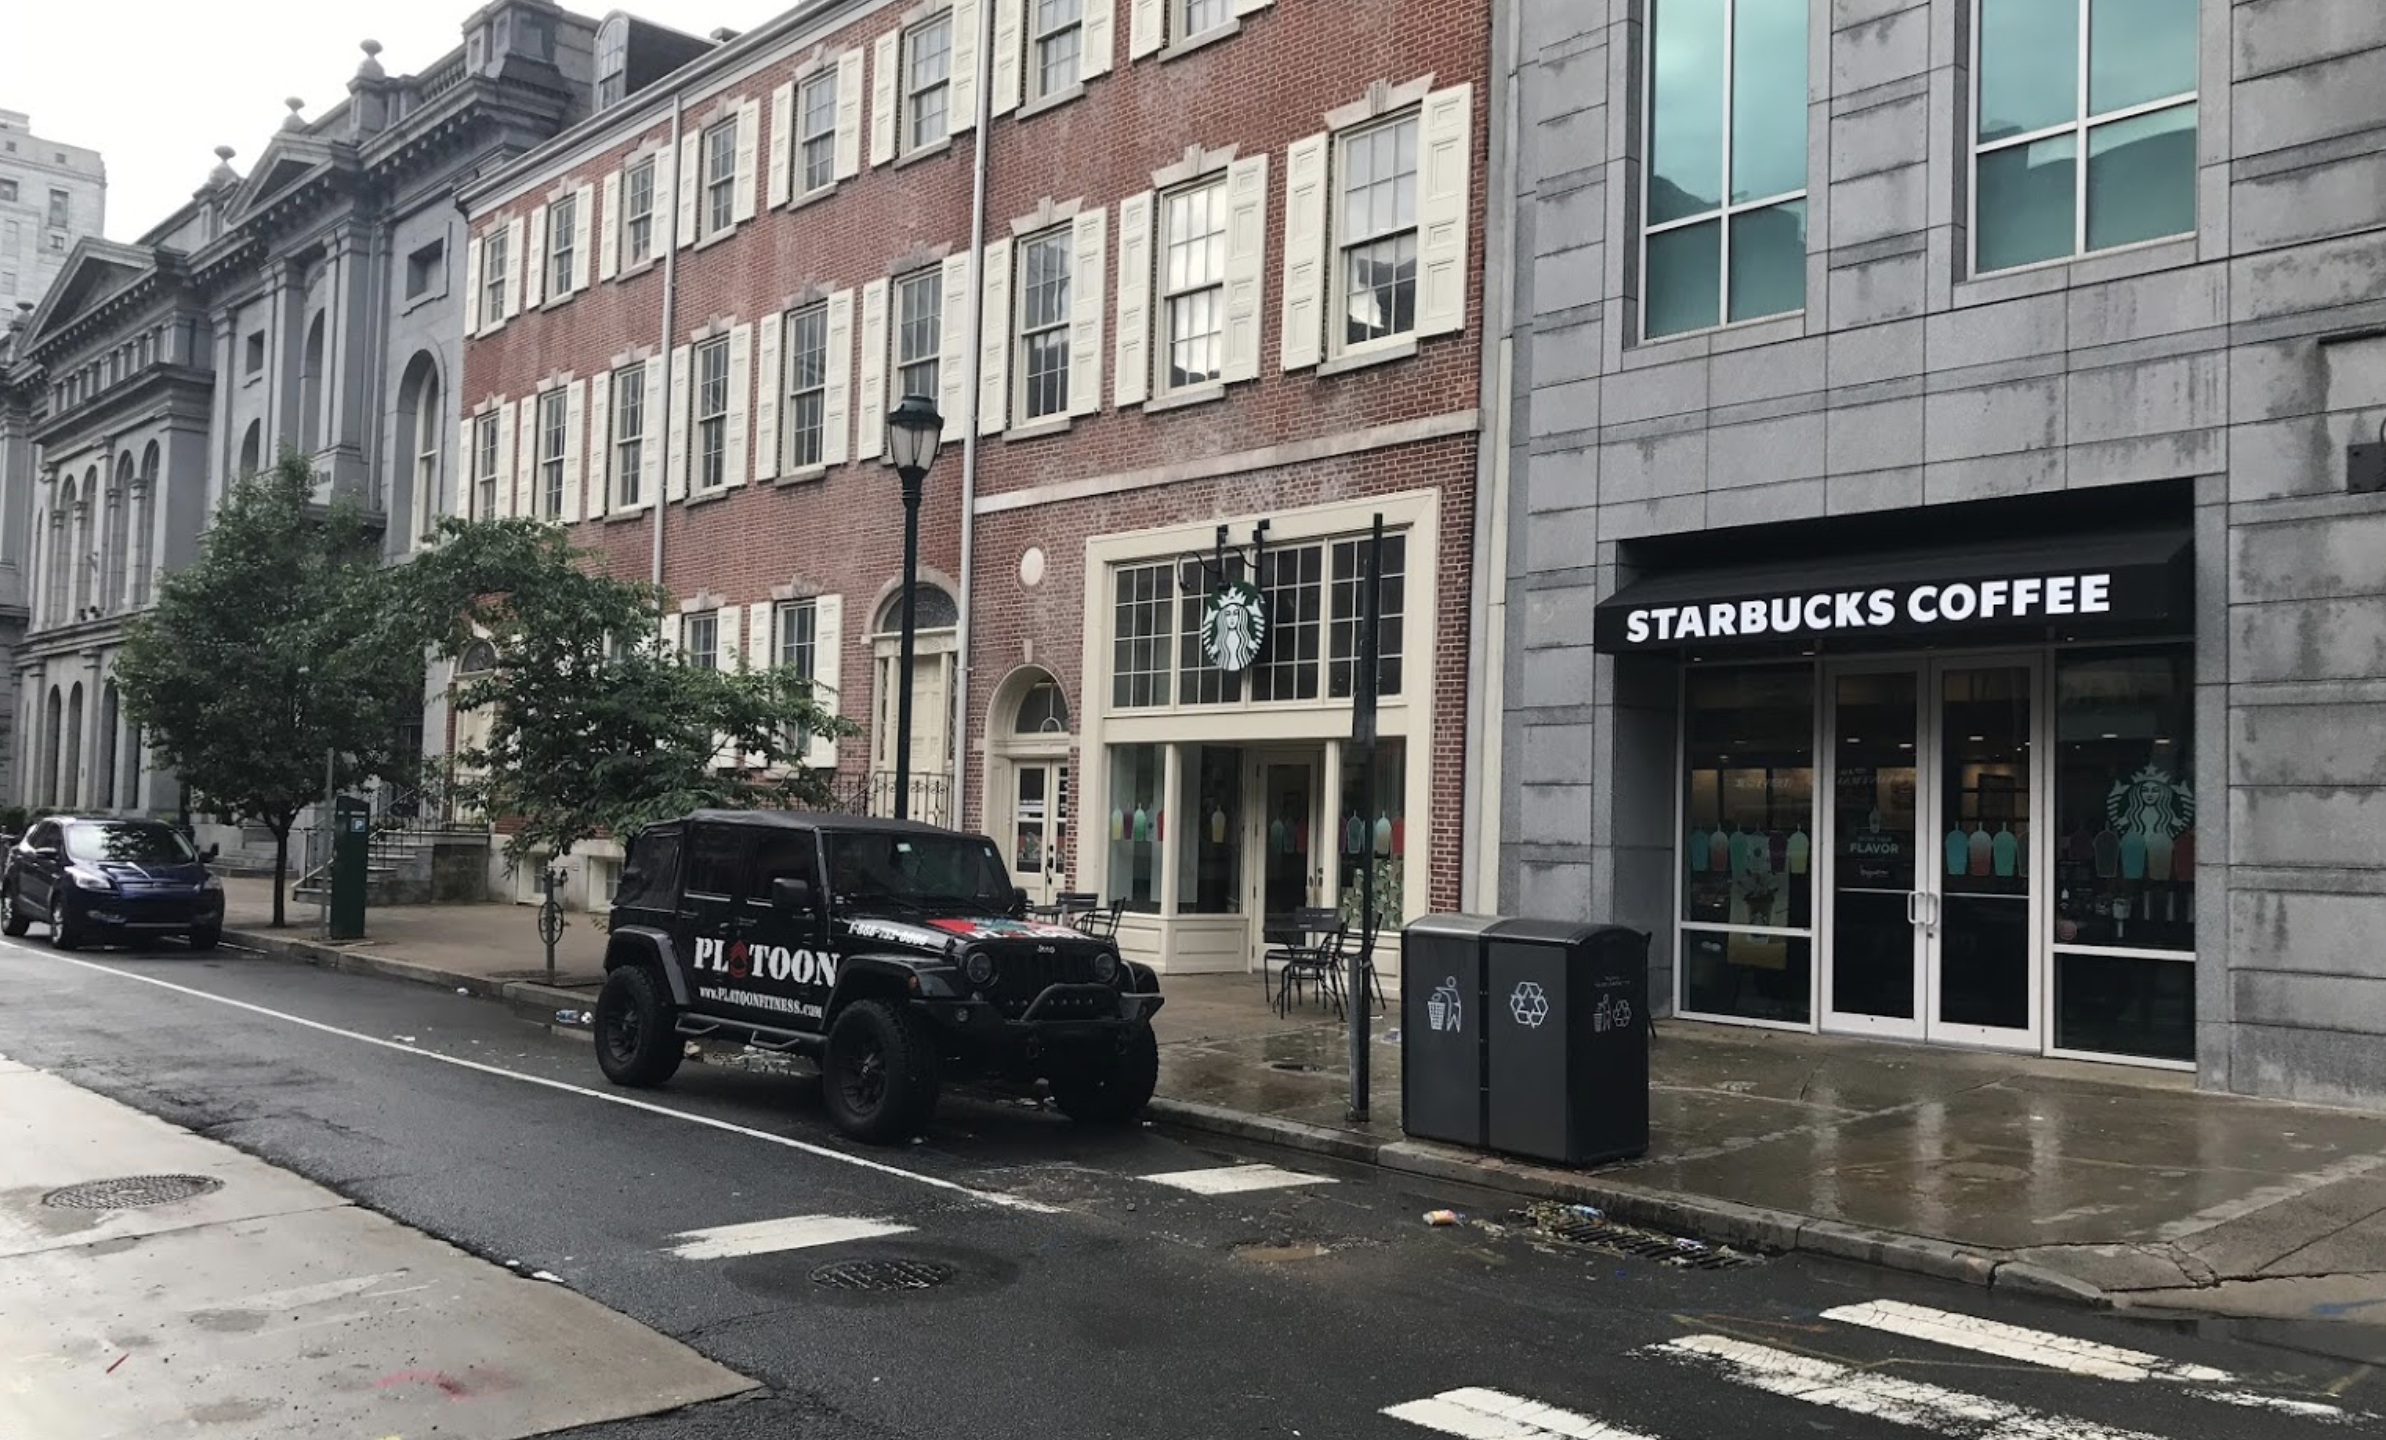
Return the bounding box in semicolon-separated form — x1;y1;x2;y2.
987;668;1073;906
868;582;958;825
300;311;327;456
397;352;442;535
62;683;83;808
41;686;62;807
96;682;119;809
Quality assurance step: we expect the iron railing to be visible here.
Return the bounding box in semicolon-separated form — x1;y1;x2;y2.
823;770;955;828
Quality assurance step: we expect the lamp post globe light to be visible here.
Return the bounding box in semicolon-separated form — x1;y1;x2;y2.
885;394;945;820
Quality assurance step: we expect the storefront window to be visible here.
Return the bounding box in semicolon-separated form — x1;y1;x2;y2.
1106;744;1164;912
1177;744;1242;913
1177;555;1248;706
1680;664;1814;1023
1113;564;1175;708
1329;534;1406;699
1335;739;1405;932
1251;545;1323;702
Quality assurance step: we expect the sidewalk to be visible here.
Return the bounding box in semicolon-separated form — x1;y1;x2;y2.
216;880;2386;1325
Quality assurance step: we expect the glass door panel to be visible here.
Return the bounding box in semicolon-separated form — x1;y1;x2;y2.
1826;668;1921;1030
1258;757;1320;947
1930;662;2038;1044
1012;764;1058;906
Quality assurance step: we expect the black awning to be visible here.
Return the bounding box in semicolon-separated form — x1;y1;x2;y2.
1591;527;2192;654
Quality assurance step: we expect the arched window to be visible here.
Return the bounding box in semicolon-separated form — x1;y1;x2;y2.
458;638;499;674
41;687;62;807
45;482;72;626
300;311;326;455
132;443;157;606
1012;677;1070;734
62;683;83;808
873;583;958;635
96;682;119;809
398;353;443;537
595;14;630;107
72;467;97;617
238;419;263;479
102;454;132;613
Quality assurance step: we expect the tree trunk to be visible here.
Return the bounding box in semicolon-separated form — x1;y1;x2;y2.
270;823;289;929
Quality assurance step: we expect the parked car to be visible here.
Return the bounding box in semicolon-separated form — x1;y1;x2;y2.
593;810;1165;1143
1;815;225;952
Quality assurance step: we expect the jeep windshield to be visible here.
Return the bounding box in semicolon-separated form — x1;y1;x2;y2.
824;830;1013;915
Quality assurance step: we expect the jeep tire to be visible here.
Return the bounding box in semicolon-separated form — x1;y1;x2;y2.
823;999;941;1144
1051;1026;1161;1124
594;965;683;1088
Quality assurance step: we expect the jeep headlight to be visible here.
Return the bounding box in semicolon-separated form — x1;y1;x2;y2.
1093;950;1120;986
961;949;997;988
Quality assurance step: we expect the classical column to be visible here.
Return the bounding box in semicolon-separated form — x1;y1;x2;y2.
207;310;237;508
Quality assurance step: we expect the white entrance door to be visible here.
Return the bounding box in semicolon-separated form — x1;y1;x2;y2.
1249;749;1325;957
1008;761;1066;906
872;648;952;822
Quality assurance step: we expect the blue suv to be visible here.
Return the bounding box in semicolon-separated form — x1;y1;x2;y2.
2;816;225;952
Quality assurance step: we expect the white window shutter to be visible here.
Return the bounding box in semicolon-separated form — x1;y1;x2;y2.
455;414;473;519
938;252;971;429
599;171;622;280
754;314;783;480
806;594;843;768
525;205;549;308
660;611;681;658
676;132;700;247
725;322;754;487
870;33;899;166
587;369;614;511
1067;206;1108;417
463;235;484;334
1280;131;1328;370
1128;0;1162;59
744;602;772;670
977;238;1012;436
950;0;981;135
857;279;888;459
991;0;1023;114
823;288;855;466
562;378;587;523
1112;190;1153;407
666;343;693;500
733;98;761;223
835;50;866;181
504;216;527;317
640;355;664;499
768;83;795;209
514;397;539;516
1082;0;1115;78
1233;0;1272;14
1222;152;1269;383
1417;82;1474;338
494;402;516;517
571;184;594;292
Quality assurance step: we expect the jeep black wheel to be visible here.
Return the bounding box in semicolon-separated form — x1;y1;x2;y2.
1051;1026;1160;1124
48;899;81;952
594;966;682;1088
0;883;26;938
823;999;940;1144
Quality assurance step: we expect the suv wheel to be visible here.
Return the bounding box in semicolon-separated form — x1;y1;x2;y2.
48;899;81;952
187;926;221;953
0;883;26;938
1050;1027;1161;1124
594;966;683;1088
823;999;941;1144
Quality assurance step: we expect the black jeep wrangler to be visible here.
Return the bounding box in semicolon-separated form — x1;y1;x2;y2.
592;809;1165;1143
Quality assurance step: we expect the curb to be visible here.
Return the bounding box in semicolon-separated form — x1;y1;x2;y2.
221;927;593;1026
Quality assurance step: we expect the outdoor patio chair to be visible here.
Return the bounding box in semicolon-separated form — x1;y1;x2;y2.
1072;898;1126;940
1046;890;1099;926
1263;906;1347;1018
1328;916;1389;1015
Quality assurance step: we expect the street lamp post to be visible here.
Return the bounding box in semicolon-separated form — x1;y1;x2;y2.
885;395;946;821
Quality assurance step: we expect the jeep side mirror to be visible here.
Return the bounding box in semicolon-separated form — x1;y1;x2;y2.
771;876;816;913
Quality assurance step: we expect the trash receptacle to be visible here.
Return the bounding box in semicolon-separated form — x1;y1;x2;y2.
1485;919;1650;1165
1401;914;1501;1148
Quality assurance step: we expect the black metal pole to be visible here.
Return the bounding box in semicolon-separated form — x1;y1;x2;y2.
1349;512;1384;1123
893;469;924;820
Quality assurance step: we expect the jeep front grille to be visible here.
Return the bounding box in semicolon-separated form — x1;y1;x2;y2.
988;950;1100;1014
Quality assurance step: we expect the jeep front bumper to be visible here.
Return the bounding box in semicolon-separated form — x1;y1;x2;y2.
913;985;1164;1043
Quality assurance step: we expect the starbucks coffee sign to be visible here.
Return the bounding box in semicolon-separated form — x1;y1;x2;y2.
1202;580;1268;673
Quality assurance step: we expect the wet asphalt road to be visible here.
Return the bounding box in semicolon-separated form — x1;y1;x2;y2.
0;936;2378;1440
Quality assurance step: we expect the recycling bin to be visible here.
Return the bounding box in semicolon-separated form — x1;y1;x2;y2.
1484;919;1650;1165
1400;913;1501;1148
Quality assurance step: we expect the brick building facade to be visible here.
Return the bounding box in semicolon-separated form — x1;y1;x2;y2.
456;0;1491;973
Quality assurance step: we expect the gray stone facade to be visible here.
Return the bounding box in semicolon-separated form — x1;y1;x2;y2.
0;109;105;314
1489;0;2386;1106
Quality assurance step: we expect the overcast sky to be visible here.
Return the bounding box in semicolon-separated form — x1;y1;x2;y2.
3;0;785;241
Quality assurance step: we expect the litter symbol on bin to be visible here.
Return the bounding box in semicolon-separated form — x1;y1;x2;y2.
1509;980;1550;1028
1427;977;1463;1033
1593;995;1633;1033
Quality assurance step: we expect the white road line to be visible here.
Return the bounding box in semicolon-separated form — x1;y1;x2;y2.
1825;1298;2361;1422
666;1215;912;1260
1139;1164;1337;1195
1385;1387;1660;1439
1657;1334;2168;1440
15;947;1058;1214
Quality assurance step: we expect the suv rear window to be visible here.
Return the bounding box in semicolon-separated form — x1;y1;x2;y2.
616;829;681;908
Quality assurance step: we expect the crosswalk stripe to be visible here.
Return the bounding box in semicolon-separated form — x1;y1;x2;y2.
1824;1299;2359;1422
665;1215;912;1260
1384;1388;1658;1439
1138;1164;1336;1195
1658;1334;2167;1440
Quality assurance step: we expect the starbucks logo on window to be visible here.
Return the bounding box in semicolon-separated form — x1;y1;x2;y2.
2107;764;2194;838
1202;580;1268;674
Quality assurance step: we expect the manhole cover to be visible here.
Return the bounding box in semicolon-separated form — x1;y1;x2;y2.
810;1258;954;1292
42;1174;223;1210
1540;1215;1762;1270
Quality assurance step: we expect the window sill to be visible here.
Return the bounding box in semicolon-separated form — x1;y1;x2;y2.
1317;337;1418;377
401;287;447;316
242;371;264;388
774;463;830;486
789;183;838;213
604;502;654;524
892;136;955;169
685;485;731;507
540;290;577;313
1159;20;1240;63
694;227;739;252
1142;382;1228;413
614;256;659;283
1017;82;1086;121
1957;234;2198;307
1629;309;1801;359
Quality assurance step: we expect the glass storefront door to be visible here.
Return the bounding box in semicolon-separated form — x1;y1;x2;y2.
1254;753;1323;947
1009;762;1065;906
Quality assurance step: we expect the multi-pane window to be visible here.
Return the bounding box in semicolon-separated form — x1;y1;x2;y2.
1973;0;2198;274
547;191;577;296
695;337;730;490
704;118;738;235
1161;181;1226;392
896;270;942;402
906;15;954;150
47;189;67;228
1328;533;1407;699
537;389;569;518
777;600;818;676
1643;0;1809;338
1177;555;1248;706
785;304;829;468
1251;545;1323;702
1032;0;1083;98
1112;563;1176;708
623;156;657;265
685;611;720;671
1181;0;1231;37
1338;115;1420;349
481;230;510;324
1017;230;1072;421
414;376;443;523
799;75;838;195
473;413;500;518
612;363;646;506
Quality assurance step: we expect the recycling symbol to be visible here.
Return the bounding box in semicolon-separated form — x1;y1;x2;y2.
1509;980;1550;1028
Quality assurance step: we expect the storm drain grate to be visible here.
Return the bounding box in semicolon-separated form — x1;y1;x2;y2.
810;1258;954;1292
42;1174;223;1210
1539;1215;1763;1270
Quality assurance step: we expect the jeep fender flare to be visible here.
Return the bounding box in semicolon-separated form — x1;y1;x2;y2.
1122;959;1160;996
604;926;690;1007
826;953;937;1021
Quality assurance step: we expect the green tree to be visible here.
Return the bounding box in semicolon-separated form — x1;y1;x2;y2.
390;517;856;871
114;456;430;926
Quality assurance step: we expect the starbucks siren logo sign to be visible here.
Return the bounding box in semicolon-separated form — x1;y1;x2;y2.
1202;580;1268;673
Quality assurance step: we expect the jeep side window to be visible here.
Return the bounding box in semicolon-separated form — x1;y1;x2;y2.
616;828;680;908
746;831;819;904
682;825;745;899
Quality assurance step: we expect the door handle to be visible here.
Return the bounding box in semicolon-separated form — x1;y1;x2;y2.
1906;892;1920;926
